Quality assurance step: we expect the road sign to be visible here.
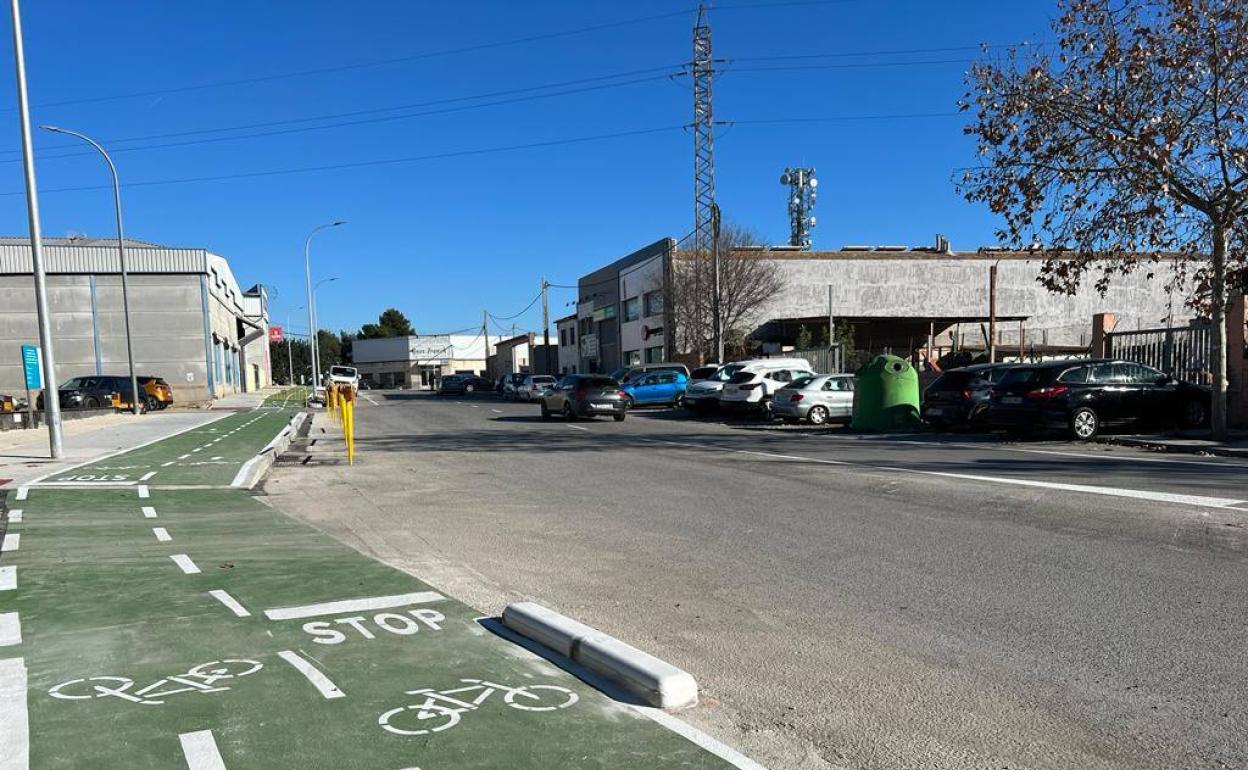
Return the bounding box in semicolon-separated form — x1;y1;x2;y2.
21;344;41;389
268;325;284;343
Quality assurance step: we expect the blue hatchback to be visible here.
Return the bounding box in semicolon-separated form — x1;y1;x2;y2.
621;371;688;407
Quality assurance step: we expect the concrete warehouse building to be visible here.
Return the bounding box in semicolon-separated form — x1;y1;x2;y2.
569;237;1199;373
0;236;271;405
352;334;487;389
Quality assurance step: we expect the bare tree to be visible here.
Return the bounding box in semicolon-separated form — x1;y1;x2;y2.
667;222;785;362
959;0;1248;436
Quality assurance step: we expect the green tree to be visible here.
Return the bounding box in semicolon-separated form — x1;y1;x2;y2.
795;324;814;350
358;307;416;339
271;338;311;385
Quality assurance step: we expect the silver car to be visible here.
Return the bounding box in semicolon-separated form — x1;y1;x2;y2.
771;374;855;425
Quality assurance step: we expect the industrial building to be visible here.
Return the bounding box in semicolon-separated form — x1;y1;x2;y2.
352;334;487;389
0;236;271;405
567;236;1201;373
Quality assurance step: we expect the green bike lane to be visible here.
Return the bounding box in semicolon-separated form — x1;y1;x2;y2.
0;394;756;769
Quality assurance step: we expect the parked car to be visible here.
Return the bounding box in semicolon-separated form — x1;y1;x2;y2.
922;363;1013;430
326;365;359;391
771;374;855;425
439;374;492;395
0;394;15;414
987;359;1210;440
540;374;627;421
688;365;720;383
500;373;527;400
137;376;174;410
515;375;558;401
609;363;690;385
684;358;811;412
719;361;816;414
36;376;143;410
621;370;687;407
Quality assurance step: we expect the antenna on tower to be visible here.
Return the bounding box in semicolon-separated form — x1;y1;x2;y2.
781;167;817;250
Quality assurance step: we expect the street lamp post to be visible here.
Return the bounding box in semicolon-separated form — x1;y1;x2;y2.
41;124;140;415
9;0;64;456
313;278;339;379
304;221;345;395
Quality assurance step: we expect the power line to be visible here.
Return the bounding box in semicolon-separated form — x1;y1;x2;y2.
725;40;1049;63
727;57;976;74
10;73;680;165
719;110;961;126
488;291;544;322
4;9;695;114
0;124;687;197
16;64;686;159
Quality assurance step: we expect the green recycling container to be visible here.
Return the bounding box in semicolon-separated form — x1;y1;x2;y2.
852;354;921;431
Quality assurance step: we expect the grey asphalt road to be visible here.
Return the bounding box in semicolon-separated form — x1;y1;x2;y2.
265;391;1248;770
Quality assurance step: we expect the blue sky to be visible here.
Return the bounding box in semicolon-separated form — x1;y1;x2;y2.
0;1;1052;337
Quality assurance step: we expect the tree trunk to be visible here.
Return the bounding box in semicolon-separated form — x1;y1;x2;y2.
1211;223;1229;439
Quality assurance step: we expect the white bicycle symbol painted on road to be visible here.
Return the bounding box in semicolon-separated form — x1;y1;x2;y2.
379;678;579;736
49;659;263;706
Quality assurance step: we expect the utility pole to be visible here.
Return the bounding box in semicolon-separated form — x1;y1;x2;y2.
9;0;63;457
827;284;836;372
541;278;551;375
988;263;998;363
482;309;490;378
710;203;722;364
692;3;716;362
286;311;295;385
781;167;818;249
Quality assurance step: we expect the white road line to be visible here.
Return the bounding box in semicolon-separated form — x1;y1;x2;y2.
208;590;250;618
0;567;14;592
13;488;26;501
170;554;201;575
634;705;767;770
179;729;227;770
0;657;29;770
161;461;176;467
470;405;480;409
1;534;18;553
0;614;20;647
139;471;157;482
491;409;503;413
138;485;150;499
178;453;192;460
650;438;1247;511
263;591;445;621
142;506;158;519
192;448;203;453
6;511;20;524
152;527;172;543
277;650;346;699
565;423;590;432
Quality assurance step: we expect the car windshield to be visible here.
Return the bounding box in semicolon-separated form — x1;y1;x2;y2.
691;366;718;380
712;365;745;382
330;366;356;377
728;371;757;384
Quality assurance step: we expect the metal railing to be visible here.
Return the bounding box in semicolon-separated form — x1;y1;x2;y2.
1107;325;1215;384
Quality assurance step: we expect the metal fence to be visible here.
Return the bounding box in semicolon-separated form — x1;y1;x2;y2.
764;346;847;373
1107;325;1215;384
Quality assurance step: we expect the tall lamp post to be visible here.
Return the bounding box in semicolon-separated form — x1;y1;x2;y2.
304;221;345;394
41;124;140;415
10;0;64;456
312;277;339;378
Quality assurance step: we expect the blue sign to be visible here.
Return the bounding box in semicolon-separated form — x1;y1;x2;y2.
21;344;41;390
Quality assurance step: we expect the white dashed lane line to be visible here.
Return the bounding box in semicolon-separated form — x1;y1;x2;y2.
0;612;21;646
0;658;29;769
138;485;150;499
14;488;27;501
179;729;228;770
1;534;19;553
565;424;590;432
152;527;172;543
142;506;157;519
277;650;346;700
0;566;14;591
170;554;201;575
139;471;156;482
208;589;250;618
7;510;20;523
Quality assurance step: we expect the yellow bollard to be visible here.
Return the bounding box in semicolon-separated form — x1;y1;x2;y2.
342;389;355;465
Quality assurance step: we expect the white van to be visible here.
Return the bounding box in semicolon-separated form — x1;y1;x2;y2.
326;365;360;391
718;358;815;413
684;358;811;411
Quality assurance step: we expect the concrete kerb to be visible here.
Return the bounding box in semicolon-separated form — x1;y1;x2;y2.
231;411;310;489
503;601;699;710
1095;434;1248;459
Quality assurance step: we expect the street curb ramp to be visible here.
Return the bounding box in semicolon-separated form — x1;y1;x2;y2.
503;601;698;710
231;411;310;490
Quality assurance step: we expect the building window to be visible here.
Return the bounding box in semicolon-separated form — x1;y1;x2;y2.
644;291;663;317
568;326;575;344
559;329;566;346
579;318;593;336
645;345;664;363
623;296;641;322
626;349;641;366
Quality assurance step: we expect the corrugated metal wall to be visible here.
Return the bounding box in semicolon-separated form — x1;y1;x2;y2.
0;245;208;275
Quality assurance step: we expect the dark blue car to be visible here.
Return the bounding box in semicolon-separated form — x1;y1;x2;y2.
621;371;687;407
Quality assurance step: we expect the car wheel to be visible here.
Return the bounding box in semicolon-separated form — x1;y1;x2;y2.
807;405;829;425
613;412;626;422
540;402;551;420
1181;399;1208;428
84;397;100;409
1069;407;1100;441
969;406;990;431
144;397;158;413
562;403;575;421
465;384;474;393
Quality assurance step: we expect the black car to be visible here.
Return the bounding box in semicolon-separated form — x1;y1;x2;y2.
987;359;1210;440
36;375;144;410
923;363;1014;430
438;374;492;395
540;374;627;421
